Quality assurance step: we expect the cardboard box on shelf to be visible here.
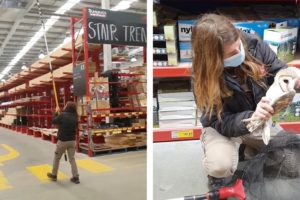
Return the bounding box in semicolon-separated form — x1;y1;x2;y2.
159;109;197;120
164;24;176;41
96;100;110;114
90;77;109;100
15;84;26;91
179;42;192;62
138;94;147;107
158;92;195;102
105;134;136;146
90;99;97;110
165;41;177;54
167;53;179;66
264;26;298;63
177;19;196;42
159;118;198;129
234;21;270;39
159;101;196;112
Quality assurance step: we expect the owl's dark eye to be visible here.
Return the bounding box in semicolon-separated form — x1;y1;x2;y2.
283;79;289;84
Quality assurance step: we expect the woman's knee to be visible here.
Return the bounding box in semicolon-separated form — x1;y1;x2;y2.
203;142;239;178
204;155;236;178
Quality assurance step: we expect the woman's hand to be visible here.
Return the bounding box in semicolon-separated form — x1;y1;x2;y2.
294;77;300;90
251;97;274;121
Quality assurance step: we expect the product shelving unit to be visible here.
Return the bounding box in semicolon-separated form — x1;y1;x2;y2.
153;0;300;143
70;8;147;157
153;62;300;142
0;32;75;144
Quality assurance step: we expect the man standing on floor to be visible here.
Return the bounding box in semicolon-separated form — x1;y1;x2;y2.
47;101;80;184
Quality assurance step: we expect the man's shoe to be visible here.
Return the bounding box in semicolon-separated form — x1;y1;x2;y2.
47;173;57;181
70;177;80;184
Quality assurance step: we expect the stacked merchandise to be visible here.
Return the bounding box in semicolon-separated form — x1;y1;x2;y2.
153;97;159;128
14;106;27;126
78;67;147;152
104;133;146;148
90;76;110;115
127;66;147;109
158;92;198;128
0;109;5;117
263;21;298;63
0;108;17;125
177;18;195;63
153;26;168;67
164;23;179;66
153;7;181;67
156;5;300;65
156;81;199;129
77;74;110;116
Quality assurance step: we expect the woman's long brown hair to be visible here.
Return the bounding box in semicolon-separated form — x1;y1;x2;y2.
192;14;265;120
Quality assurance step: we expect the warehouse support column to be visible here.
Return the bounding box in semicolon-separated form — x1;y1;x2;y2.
102;0;112;72
102;0;112;125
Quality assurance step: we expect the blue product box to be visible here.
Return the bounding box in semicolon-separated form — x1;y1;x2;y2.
179;42;192;63
234;21;270;39
267;18;299;27
177;19;197;42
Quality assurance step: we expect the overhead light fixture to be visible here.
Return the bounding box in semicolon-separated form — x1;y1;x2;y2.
64;32;71;43
21;62;27;70
51;28;83;53
130;57;137;62
0;0;81;80
111;0;138;11
39;50;45;59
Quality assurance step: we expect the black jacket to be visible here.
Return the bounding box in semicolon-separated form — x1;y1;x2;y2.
52;111;78;141
200;32;287;137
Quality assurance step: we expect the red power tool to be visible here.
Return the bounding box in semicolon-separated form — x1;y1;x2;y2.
169;179;245;200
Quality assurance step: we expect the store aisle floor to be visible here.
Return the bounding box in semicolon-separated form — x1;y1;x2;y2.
0;128;146;200
153;140;208;200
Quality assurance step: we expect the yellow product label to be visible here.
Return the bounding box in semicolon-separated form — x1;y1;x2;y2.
171;130;193;139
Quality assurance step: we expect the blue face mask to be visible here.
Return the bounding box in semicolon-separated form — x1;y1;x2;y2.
224;42;245;67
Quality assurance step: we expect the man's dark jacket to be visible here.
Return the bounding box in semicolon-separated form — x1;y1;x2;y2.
200;32;287;137
52;111;77;141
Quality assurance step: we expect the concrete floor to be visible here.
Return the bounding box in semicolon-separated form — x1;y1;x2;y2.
153;140;208;200
0;127;146;200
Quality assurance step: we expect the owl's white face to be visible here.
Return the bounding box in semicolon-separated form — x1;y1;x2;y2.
277;75;296;92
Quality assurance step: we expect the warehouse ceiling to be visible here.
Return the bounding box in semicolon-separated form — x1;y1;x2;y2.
0;0;146;81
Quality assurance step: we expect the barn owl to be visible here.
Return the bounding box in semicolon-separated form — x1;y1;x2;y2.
243;67;300;145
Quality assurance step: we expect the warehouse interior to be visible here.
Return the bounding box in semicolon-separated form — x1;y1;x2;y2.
0;0;147;199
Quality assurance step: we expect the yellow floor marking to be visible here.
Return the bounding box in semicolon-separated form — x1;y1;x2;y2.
125;163;146;169
0;144;20;165
0;171;12;190
104;153;145;161
27;165;68;183
76;159;113;173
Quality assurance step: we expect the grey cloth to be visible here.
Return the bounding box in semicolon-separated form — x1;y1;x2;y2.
52;140;79;178
200;32;288;138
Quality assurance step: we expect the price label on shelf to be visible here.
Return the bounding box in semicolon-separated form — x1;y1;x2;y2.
171;130;193;139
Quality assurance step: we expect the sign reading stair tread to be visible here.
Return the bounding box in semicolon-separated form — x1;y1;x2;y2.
86;8;147;46
73;63;86;96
